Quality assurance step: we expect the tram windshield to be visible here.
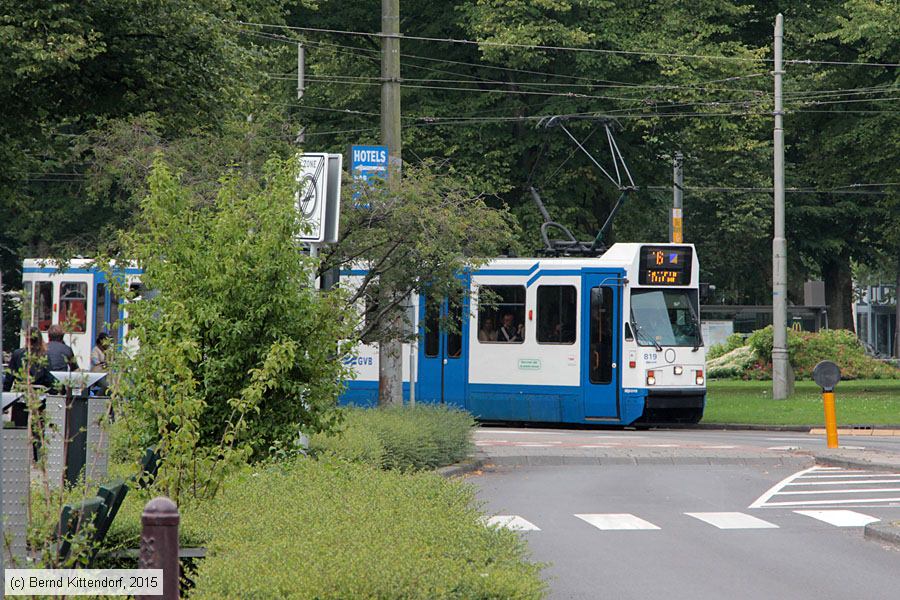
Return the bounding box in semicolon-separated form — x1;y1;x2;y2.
630;289;701;348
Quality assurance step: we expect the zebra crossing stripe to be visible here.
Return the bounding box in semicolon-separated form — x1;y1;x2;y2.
685;512;779;529
485;515;541;531
575;513;661;530
793;510;880;527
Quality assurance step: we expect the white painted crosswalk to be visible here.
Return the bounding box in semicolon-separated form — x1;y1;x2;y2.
575;513;661;530
794;510;881;527
685;512;779;529
749;466;900;508
484;509;887;533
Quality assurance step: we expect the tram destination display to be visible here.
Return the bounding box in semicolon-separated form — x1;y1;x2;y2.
638;246;692;285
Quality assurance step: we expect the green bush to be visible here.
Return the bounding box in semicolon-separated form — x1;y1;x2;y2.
310;405;475;471
713;326;900;380
189;458;545;599
707;333;746;360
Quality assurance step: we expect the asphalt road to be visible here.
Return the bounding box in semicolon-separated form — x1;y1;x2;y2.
471;438;900;600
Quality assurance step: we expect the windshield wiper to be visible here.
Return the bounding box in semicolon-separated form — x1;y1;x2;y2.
631;320;662;352
685;299;703;352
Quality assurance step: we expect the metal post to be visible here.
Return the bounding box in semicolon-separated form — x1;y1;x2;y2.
671;151;684;243
822;391;839;449
772;13;793;400
1;268;5;596
378;0;404;406
297;43;305;100
138;497;180;600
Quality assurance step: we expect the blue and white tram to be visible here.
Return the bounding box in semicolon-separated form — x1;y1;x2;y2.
341;243;706;424
21;259;142;369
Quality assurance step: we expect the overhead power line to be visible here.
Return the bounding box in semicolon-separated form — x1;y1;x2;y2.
233;20;900;68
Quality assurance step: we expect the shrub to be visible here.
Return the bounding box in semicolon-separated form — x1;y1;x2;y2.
310;405;476;471
190;458;545;599
707;333;746;360
716;326;900;380
707;345;757;379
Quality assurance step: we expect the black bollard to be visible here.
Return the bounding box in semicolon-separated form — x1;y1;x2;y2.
137;496;180;600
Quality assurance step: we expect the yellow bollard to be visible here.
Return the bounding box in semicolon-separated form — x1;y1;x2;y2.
822;391;839;449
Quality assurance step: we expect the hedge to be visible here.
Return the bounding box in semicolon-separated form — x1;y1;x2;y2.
310;405;475;470
707;326;900;380
189;458;546;599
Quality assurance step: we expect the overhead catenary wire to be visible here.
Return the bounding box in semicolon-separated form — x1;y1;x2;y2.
233;20;900;68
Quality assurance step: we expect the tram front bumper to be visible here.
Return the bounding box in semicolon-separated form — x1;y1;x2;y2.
644;387;706;410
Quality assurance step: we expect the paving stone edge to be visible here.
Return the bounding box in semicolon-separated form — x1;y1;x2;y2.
863;521;900;549
436;454;487;478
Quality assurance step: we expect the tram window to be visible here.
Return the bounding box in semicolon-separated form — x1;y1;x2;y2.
60;282;87;333
478;285;525;343
34;281;54;331
22;282;33;327
537;285;576;344
95;283;106;337
446;292;463;358
589;287;614;384
109;291;120;343
423;296;440;357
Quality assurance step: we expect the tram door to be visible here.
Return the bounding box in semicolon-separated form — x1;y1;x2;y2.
417;290;468;408
581;272;620;418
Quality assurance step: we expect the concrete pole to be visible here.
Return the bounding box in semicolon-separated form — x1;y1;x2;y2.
772;13;793;399
671;151;684;243
137;497;180;600
378;0;404;406
1;269;5;596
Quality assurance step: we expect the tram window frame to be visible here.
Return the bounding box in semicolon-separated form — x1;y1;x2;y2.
22;281;33;327
34;281;54;332
423;295;440;357
60;282;88;333
536;285;577;344
95;283;107;339
589;287;614;384
477;285;526;344
446;292;464;359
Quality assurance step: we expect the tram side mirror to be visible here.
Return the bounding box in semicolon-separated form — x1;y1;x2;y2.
699;282;715;303
624;322;634;342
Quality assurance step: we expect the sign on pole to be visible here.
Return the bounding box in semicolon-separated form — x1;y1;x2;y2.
350;145;388;203
297;153;342;243
297;153;329;242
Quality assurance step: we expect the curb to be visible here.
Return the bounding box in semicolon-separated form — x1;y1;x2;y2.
662;423;900;433
864;522;900;549
810;454;900;473
476;454;814;468
436;454;487;478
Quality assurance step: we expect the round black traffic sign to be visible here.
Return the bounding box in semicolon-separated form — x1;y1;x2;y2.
812;360;841;392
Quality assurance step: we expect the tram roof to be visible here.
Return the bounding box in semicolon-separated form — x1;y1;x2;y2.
480;242;695;271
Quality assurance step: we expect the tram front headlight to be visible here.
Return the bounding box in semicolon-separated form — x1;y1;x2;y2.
696;369;705;386
646;370;656;386
674;365;683;376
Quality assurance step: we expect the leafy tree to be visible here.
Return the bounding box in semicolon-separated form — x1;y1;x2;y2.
114;156;354;502
320;162;519;404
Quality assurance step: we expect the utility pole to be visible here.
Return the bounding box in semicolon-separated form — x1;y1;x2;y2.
772;13;793;399
670;151;683;243
1;270;5;592
379;0;403;406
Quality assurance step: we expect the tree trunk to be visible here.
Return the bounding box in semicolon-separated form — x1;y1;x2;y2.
822;252;855;332
378;288;404;407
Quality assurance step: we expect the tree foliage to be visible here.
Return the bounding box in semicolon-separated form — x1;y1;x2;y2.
113;156;354;502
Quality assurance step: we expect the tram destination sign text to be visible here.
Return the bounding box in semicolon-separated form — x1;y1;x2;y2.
639;246;692;286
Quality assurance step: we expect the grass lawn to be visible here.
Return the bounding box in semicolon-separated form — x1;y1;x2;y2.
703;379;900;426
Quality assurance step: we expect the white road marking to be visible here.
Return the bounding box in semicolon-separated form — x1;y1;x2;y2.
637;444;680;448
766;437;814;442
685;512;779;529
785;479;900;486
762;497;900;507
796;473;900;478
768;446;802;450
776;487;900;495
478;430;566;435
794;510;880;527
701;445;737;449
749;465;820;508
485;515;541;531
575;513;661;530
517;443;554;447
